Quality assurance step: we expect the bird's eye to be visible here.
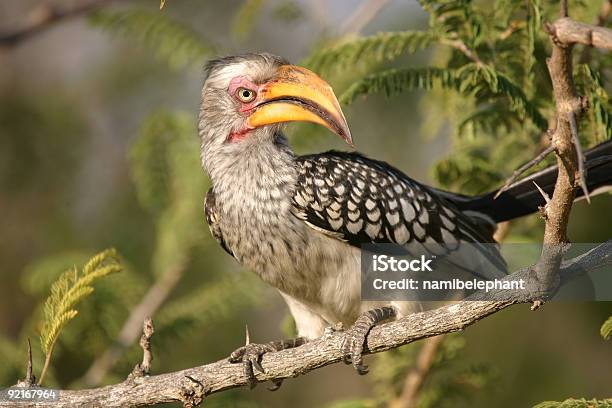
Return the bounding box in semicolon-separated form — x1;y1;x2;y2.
236;87;256;103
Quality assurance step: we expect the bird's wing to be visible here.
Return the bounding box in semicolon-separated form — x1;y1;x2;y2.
291;151;506;278
204;188;234;258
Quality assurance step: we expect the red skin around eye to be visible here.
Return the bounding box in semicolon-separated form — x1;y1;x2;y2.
228;76;261;112
227;76;263;142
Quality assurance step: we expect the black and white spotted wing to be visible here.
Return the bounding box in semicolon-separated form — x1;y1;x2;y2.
291;151;507;278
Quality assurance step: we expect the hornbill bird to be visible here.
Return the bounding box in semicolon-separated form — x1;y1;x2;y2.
199;53;612;388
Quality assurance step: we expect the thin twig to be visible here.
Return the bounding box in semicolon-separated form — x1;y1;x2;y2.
561;0;568;18
26;339;34;385
338;0;390;36
389;335;446;408
440;36;484;66
307;0;332;31
568;111;590;202
499;20;523;40
80;262;185;387
16;339;35;387
547;17;612;51
130;318;155;378
0;0;120;49
494;145;555;199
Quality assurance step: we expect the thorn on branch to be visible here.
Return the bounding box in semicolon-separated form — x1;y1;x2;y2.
567;111;590;203
16;339;36;387
130;317;155;379
494;145;555;199
533;181;551;219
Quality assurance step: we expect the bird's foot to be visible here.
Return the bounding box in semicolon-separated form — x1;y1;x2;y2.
341;306;396;375
229;341;276;389
228;326;306;390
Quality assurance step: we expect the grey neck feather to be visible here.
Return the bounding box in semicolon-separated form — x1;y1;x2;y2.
200;124;297;218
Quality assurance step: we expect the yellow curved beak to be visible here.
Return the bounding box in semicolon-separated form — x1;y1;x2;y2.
247;65;353;145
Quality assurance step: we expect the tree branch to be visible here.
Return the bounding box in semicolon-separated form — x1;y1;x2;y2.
16;339;35;387
389;334;446;408
494;144;555;199
439;36;484;66
533;3;595;297
129;318;155;379
0;0;118;49
547;17;612;51
79;261;185;387
10;242;611;407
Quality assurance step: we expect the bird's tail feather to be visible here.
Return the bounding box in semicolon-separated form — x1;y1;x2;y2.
442;140;612;223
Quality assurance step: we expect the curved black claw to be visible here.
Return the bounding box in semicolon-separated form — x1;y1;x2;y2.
228;327;307;390
229;342;275;389
267;378;284;391
341;327;369;374
341;307;397;375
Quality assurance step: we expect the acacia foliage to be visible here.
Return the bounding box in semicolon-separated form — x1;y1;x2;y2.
308;0;610;195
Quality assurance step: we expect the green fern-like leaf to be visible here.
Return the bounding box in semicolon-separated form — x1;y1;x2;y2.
21;251;90;296
130;111;198;215
89;9;214;70
340;64;546;130
524;0;542;96
340;67;455;103
533;399;612;408
39;249;121;356
130;110;207;277
576;64;612;144
418;0;481;42
457;102;518;136
305;30;441;75
470;64;547;130
601;315;612;340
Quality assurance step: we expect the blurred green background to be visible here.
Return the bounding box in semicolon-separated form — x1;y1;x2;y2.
0;0;610;407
